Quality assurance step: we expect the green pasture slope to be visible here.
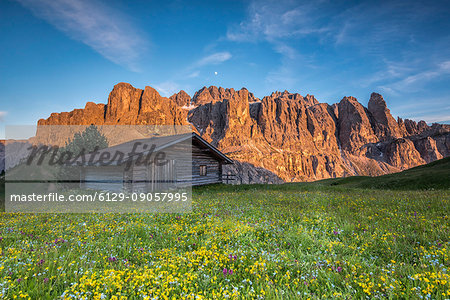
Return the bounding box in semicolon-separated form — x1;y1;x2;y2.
0;158;448;298
307;156;450;191
0;157;448;204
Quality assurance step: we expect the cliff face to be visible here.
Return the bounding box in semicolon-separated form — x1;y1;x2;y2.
40;83;188;126
37;83;450;182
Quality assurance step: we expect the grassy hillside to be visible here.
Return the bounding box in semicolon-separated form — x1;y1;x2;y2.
194;157;450;194
0;157;449;206
0;157;448;209
1;182;449;298
302;157;450;190
0;159;449;298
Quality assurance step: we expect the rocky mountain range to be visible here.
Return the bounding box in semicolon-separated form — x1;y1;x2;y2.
36;82;450;183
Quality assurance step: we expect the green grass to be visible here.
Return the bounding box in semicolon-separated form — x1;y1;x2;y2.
0;184;449;298
301;157;450;191
1;157;448;205
0;159;448;298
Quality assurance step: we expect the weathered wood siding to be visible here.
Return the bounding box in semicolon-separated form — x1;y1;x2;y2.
132;159;177;192
83;166;124;191
191;142;222;186
81;138;226;192
131;140;222;189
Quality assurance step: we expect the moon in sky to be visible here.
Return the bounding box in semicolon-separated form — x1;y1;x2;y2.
214;72;218;75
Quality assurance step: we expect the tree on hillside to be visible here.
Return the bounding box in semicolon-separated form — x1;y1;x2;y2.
56;126;109;189
64;125;109;156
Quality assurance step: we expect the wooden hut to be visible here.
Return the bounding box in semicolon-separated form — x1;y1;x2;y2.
78;132;233;192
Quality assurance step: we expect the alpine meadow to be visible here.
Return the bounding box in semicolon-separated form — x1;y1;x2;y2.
1;0;450;299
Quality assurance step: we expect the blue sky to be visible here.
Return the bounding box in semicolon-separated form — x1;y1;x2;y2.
1;0;450;138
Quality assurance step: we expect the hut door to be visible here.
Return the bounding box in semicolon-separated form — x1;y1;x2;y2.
147;160;176;191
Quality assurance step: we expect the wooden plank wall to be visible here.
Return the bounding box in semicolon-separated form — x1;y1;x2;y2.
83;166;124;192
81;139;226;192
191;143;221;186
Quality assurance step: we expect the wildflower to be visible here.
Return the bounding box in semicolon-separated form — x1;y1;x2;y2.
223;268;228;275
228;269;233;275
43;278;49;283
17;278;22;283
228;254;237;260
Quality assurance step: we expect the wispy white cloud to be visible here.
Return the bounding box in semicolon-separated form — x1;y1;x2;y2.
152;52;231;96
265;63;298;89
379;60;450;94
228;0;449;93
416;115;450;124
388;95;450;124
0;111;6;122
439;60;450;71
226;0;328;43
228;0;446;56
273;44;298;60
184;52;231;79
391;97;450;113
187;70;200;78
332;1;438;50
193;52;232;68
154;81;181;97
15;0;148;71
226;0;329;89
359;59;417;88
403;111;450;124
265;42;302;88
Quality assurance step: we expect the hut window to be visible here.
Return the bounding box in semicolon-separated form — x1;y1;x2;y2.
199;165;207;176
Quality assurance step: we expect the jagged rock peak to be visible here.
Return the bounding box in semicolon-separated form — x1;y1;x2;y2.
170;90;191;107
265;90;318;107
105;83;143;123
35;82;450;183
368;92;403;139
340;96;359;104
404;119;431;135
191;86;259;105
338;95;377;151
368;92;387;108
113;82;134;89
